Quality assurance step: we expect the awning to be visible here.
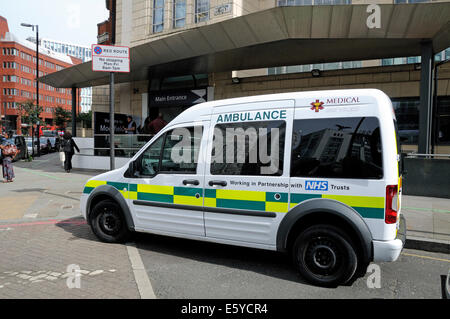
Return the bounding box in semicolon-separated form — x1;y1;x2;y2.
39;3;450;88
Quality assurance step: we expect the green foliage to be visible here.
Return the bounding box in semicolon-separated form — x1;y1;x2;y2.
19;100;42;126
53;106;72;129
77;110;92;128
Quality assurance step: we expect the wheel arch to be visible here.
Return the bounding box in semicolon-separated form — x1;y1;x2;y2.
86;184;135;231
277;198;373;264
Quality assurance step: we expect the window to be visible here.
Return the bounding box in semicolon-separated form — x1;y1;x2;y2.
437;97;450;144
153;0;165;33
394;0;428;3
291;117;383;179
2;75;17;83
173;0;186;28
211;121;286;176
195;0;209;23
160;127;202;173
277;0;312;5
138;126;202;176
391;98;419;145
277;0;351;5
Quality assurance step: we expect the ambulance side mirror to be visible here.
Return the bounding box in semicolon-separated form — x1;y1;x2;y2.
129;161;135;174
126;160;138;178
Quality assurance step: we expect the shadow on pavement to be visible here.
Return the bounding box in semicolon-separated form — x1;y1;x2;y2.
55;216;99;242
55;216;313;285
132;232;313;286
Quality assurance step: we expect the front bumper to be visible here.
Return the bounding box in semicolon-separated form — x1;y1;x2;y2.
80;194;88;221
373;214;406;262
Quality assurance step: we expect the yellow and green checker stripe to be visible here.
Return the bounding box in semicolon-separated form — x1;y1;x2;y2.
83;181;384;219
204;189;290;213
135;184;203;207
83;181;129;198
290;193;385;219
83;181;204;207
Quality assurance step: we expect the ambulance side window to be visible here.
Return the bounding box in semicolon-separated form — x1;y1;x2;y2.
160;126;203;174
291;117;383;179
138;126;203;176
139;134;164;176
210;121;285;176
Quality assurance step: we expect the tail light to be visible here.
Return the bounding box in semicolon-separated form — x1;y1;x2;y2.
385;185;398;224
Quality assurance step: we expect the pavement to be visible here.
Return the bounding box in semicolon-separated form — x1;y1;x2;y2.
0;152;448;299
401;195;450;253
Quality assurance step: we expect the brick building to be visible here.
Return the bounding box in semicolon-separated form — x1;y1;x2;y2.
97;0;116;45
0;15;81;135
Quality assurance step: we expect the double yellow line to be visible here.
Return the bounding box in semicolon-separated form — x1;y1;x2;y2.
401;252;450;263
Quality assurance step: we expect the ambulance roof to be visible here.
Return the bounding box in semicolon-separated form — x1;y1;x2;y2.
170;89;390;125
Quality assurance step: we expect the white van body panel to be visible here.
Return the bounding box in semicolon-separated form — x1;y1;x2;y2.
204;99;295;246
81;89;403;263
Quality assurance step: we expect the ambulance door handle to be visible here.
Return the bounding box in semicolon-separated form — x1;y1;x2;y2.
183;179;199;186
209;180;227;187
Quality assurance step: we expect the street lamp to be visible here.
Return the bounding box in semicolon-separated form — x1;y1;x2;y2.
21;22;40;157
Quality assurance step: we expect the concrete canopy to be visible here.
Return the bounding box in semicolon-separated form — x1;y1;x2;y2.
39;3;450;88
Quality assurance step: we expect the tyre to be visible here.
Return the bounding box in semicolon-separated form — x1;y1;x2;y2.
89;200;131;243
292;224;358;287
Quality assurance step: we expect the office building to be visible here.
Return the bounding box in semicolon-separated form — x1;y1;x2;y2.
0;16;81;134
27;37;92;113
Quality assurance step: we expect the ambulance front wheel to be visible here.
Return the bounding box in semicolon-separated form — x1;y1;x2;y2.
90;199;131;243
292;224;358;287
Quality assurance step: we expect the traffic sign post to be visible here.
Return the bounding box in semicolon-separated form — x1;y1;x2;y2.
92;44;130;170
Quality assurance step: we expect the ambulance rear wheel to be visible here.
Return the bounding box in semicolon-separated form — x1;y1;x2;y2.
292;224;358;287
90;200;131;243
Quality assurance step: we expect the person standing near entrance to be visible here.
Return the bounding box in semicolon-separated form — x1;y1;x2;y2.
62;131;80;173
148;113;168;135
124;116;137;134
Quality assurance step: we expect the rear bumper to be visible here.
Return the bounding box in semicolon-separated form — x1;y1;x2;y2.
373;238;403;262
373;214;406;262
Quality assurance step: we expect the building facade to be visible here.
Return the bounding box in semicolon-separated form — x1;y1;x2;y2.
91;0;450;154
0;16;81;134
27;37;93;113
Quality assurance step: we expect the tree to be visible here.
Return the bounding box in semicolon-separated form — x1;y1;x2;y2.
77;110;92;128
53;106;72;129
18;100;43;156
19;100;43;130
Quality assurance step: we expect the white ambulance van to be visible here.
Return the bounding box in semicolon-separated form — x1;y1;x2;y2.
81;89;406;287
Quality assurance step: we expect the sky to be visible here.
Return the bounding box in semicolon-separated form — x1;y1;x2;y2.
0;0;109;47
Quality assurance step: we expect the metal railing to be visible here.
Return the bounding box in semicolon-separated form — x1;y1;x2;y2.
93;134;154;158
405;153;450;159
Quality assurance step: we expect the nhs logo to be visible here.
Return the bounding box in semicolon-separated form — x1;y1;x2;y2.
305;180;328;191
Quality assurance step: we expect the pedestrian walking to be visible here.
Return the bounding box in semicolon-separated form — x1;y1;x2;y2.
0;133;19;183
61;132;80;173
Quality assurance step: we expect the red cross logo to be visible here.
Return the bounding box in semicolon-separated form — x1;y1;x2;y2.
310;100;324;112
